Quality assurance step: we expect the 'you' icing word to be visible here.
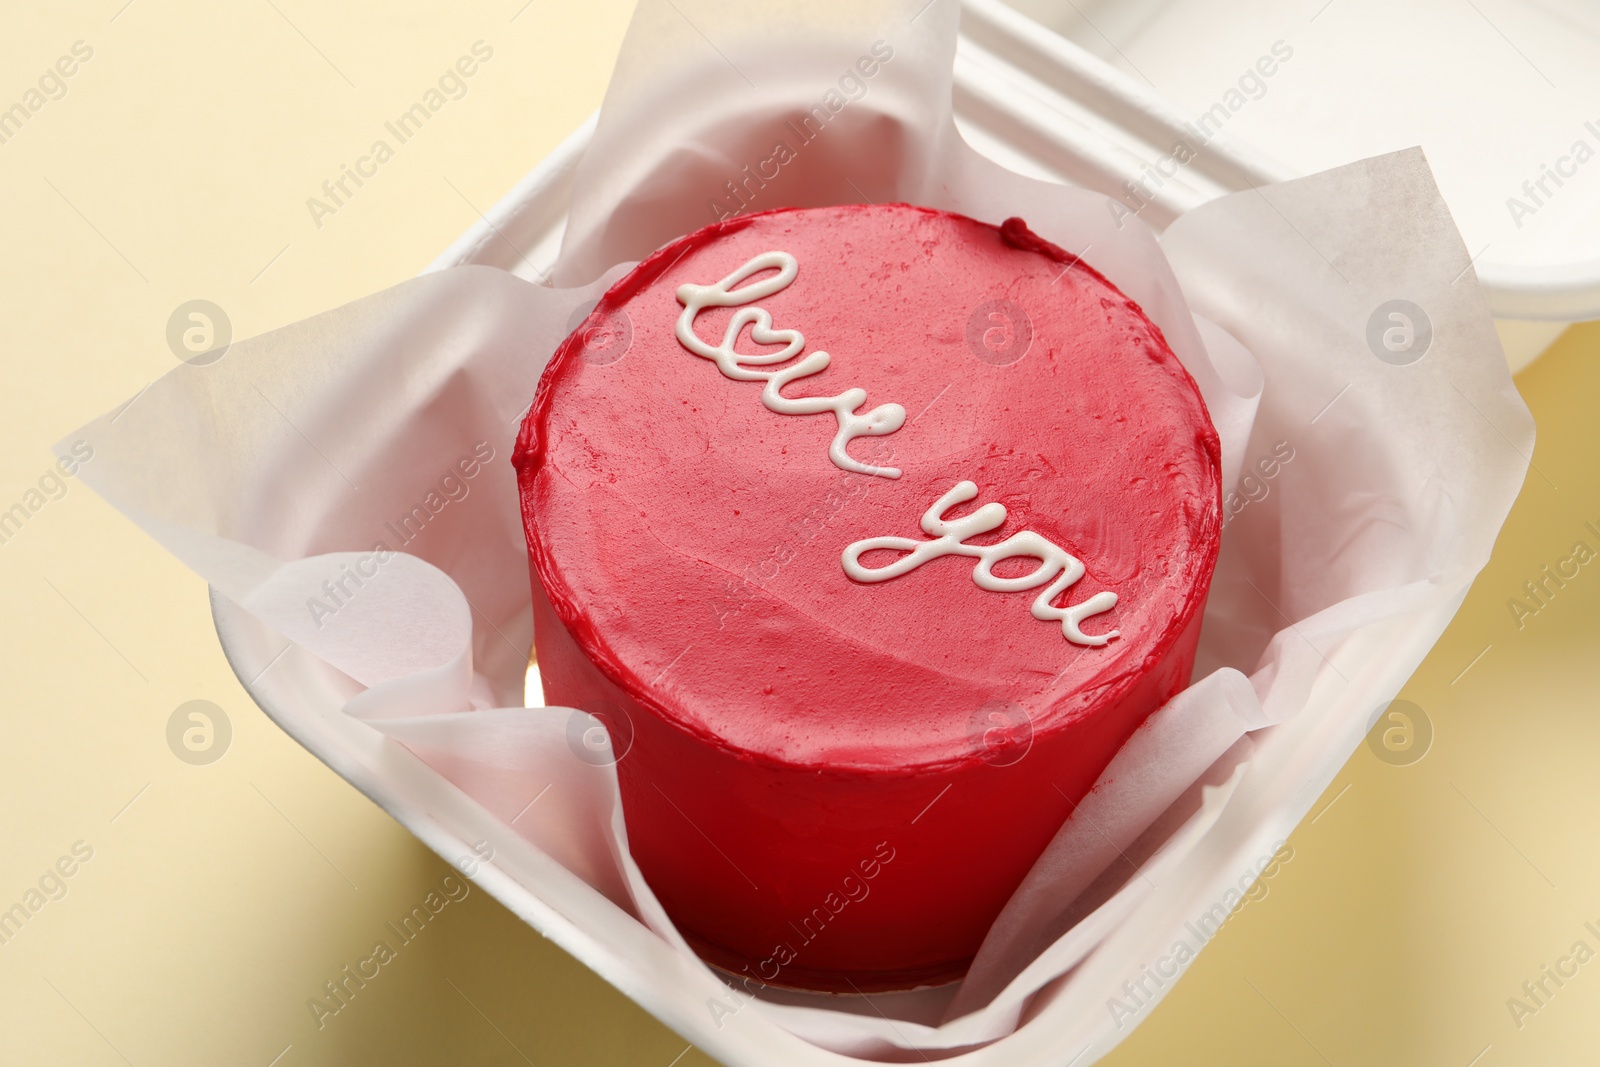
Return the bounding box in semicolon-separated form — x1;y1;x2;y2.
841;481;1120;646
675;251;905;479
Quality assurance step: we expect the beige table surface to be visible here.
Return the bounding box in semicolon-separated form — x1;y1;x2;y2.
3;2;1597;1064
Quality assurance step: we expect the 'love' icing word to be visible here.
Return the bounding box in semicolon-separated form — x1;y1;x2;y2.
675;251;905;479
841;481;1119;646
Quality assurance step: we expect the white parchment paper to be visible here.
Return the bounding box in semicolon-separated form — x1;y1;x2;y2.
63;0;1532;1060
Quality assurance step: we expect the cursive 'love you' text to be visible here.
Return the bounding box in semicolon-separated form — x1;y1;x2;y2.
675;251;905;479
842;481;1119;646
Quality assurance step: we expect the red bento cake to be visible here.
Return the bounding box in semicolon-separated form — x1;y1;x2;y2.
513;203;1221;992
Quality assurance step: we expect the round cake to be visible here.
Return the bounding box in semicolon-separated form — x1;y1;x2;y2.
514;203;1221;992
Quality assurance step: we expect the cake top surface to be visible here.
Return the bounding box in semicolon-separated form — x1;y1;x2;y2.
516;203;1220;771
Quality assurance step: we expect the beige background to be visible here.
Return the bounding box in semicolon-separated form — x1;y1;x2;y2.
2;1;1596;1064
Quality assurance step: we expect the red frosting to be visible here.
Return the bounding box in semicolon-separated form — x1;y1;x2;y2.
514;203;1220;991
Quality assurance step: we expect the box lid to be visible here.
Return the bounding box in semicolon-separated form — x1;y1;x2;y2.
966;0;1600;320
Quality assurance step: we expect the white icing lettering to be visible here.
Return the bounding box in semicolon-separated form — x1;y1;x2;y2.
675;251;905;479
841;481;1119;646
673;252;1120;648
